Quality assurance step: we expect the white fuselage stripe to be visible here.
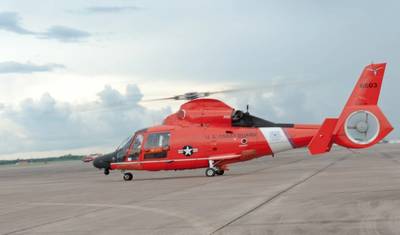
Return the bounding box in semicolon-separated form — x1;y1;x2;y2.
111;154;240;165
259;127;293;154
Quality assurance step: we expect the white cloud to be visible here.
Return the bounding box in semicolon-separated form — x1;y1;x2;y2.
0;11;90;42
0;84;171;156
0;61;64;74
39;25;90;42
0;11;34;35
85;6;141;14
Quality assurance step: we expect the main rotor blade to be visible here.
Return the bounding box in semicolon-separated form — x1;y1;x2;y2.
206;88;243;95
141;96;179;102
74;79;318;111
141;80;312;102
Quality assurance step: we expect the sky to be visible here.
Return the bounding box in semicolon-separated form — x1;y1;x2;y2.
0;0;399;159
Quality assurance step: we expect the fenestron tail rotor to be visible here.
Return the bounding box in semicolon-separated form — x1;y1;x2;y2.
345;110;380;144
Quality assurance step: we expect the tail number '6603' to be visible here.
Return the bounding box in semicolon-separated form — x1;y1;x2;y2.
359;82;378;88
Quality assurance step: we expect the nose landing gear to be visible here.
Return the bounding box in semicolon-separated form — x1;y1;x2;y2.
104;168;110;175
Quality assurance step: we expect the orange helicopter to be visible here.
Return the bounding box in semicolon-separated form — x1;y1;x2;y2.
93;63;393;181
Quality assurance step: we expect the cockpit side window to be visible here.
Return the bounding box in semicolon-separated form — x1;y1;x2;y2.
116;136;133;161
132;134;144;153
127;134;143;161
144;132;170;159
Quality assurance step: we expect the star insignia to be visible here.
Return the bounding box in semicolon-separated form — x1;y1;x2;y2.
178;145;198;156
183;146;193;156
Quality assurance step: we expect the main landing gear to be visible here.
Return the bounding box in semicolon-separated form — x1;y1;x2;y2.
123;172;133;181
205;160;225;177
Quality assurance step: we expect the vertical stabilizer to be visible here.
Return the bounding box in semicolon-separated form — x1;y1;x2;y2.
308;63;393;155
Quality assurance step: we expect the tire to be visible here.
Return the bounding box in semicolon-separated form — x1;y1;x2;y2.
123;172;133;181
205;168;216;177
104;169;110;175
216;170;225;176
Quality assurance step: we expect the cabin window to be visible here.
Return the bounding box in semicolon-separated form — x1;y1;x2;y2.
144;132;170;159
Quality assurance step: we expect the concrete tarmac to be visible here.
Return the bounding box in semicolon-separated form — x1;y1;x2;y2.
0;144;399;235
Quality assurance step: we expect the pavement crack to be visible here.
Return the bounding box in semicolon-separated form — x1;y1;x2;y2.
380;152;400;165
2;207;107;235
228;217;400;226
211;156;347;234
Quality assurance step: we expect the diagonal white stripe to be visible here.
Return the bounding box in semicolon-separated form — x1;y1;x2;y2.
259;127;292;154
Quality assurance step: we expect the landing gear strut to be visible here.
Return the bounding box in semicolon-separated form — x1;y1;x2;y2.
123;172;133;181
205;160;224;177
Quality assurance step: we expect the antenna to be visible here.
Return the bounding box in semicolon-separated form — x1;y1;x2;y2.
246;104;249;114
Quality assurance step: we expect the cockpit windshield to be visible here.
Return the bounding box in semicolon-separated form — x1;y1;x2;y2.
117;136;131;151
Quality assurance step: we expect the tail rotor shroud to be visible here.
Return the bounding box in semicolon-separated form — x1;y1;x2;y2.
344;110;380;145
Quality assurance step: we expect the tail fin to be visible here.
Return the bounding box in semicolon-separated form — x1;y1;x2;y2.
308;63;393;155
345;63;386;106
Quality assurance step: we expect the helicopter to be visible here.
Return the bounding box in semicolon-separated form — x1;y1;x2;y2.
93;63;393;181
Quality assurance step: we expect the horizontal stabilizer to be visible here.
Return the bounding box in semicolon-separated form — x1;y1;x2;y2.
308;118;338;155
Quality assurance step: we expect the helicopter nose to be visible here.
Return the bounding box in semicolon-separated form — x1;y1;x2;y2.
93;154;112;169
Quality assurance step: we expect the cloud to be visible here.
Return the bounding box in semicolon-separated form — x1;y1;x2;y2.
0;84;171;155
0;61;65;74
0;12;34;35
226;80;322;125
85;6;141;14
97;84;143;107
39;26;91;42
0;11;90;42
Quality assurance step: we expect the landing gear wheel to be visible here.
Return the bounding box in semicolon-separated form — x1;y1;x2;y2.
216;169;225;176
205;168;216;177
104;169;110;175
123;172;133;181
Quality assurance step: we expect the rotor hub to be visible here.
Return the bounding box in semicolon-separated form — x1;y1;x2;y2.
356;121;368;133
